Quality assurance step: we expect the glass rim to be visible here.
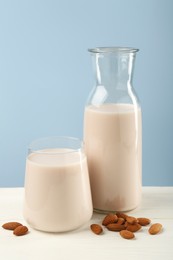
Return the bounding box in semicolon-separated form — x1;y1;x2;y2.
88;47;139;54
28;136;84;155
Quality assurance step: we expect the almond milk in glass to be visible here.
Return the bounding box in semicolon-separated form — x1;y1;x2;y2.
23;136;93;232
84;47;142;213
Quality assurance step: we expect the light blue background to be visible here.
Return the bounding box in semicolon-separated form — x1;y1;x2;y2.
0;0;173;187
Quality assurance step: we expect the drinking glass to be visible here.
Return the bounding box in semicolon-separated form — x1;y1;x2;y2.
23;136;93;232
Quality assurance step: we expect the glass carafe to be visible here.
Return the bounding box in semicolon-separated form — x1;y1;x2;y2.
84;47;142;213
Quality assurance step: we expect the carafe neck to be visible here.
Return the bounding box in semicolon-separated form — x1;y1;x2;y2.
89;48;138;89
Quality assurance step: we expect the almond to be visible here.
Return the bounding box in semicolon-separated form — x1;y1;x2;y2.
117;218;125;225
13;225;28;236
116;212;128;220
102;214;118;226
120;230;135;239
90;224;103;235
148;223;162;235
126;223;141;232
126;216;138;224
2;222;23;230
137;217;151;226
124;221;128;228
106;223;126;232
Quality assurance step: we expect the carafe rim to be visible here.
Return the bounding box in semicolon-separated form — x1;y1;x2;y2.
88;47;139;54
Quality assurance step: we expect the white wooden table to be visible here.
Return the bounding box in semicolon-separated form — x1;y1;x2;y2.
0;187;173;260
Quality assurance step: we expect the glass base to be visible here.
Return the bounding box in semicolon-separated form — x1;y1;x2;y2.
94;208;116;214
94;205;139;214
